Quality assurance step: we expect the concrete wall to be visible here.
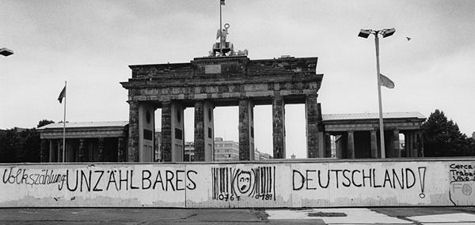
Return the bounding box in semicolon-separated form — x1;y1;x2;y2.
1;158;474;207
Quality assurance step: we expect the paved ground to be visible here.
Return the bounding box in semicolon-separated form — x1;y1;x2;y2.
0;207;474;225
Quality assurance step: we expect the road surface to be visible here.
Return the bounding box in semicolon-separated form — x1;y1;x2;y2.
1;207;475;224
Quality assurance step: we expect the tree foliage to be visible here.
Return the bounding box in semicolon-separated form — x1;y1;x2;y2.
0;120;54;162
37;119;54;128
422;109;474;157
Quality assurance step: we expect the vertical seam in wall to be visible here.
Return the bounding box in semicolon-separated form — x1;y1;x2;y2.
184;164;188;208
290;163;293;207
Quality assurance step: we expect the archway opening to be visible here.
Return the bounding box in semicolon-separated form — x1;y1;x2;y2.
183;108;195;161
213;106;239;161
285;104;306;159
254;105;272;160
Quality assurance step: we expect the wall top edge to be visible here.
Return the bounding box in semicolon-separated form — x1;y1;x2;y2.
2;157;474;166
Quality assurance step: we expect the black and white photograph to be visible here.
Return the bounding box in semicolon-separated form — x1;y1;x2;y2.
1;0;475;224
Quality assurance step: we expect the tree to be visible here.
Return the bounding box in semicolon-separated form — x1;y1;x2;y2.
0;129;19;163
15;129;41;162
422;109;473;157
0;119;52;162
37;119;54;128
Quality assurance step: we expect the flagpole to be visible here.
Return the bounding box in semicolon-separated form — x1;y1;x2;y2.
219;0;223;56
374;32;386;159
62;81;67;162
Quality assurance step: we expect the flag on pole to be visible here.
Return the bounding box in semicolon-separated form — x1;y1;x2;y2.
379;73;395;89
220;0;225;5
58;86;66;103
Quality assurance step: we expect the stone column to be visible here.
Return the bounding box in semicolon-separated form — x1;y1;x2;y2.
78;139;86;162
171;102;185;162
317;104;326;158
239;99;255;160
40;139;48;163
347;131;355;159
160;102;171;161
370;130;378;158
98;138;104;161
117;137;125;162
194;101;215;161
416;132;424;157
194;101;205;161
335;135;343;159
404;131;411;158
404;132;412;157
272;95;286;159
138;104;155;162
74;140;80;162
318;132;326;158
162;101;185;162
161;101;172;161
49;140;54;162
392;129;400;158
127;101;139;162
57;140;62;162
325;134;331;158
305;94;320;158
409;132;416;157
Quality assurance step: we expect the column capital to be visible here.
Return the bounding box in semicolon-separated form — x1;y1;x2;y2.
127;100;139;105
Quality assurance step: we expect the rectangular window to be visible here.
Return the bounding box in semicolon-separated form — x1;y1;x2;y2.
144;129;153;140
175;128;183;140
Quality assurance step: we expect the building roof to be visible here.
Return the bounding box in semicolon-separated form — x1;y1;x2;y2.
38;121;128;130
322;112;425;121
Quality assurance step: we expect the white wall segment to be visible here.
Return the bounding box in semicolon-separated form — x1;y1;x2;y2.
0;158;474;207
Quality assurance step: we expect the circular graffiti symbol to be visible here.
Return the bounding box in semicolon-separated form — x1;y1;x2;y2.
462;184;472;196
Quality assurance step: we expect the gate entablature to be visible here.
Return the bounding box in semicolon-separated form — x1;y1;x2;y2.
121;55;324;163
123;56;322;104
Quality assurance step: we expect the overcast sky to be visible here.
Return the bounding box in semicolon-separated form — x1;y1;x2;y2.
1;0;474;158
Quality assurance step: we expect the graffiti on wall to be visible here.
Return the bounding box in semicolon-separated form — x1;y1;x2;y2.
2;167;198;192
449;163;475;205
293;167;427;198
211;166;276;201
2;161;475;207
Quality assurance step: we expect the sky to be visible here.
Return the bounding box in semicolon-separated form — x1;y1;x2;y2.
1;0;475;158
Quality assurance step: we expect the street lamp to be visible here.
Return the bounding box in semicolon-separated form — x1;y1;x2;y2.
0;48;14;57
358;28;395;159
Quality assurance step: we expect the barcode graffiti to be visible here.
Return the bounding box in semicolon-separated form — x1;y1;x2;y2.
211;166;276;201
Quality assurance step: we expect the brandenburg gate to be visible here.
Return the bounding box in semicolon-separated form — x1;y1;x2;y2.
121;53;324;162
